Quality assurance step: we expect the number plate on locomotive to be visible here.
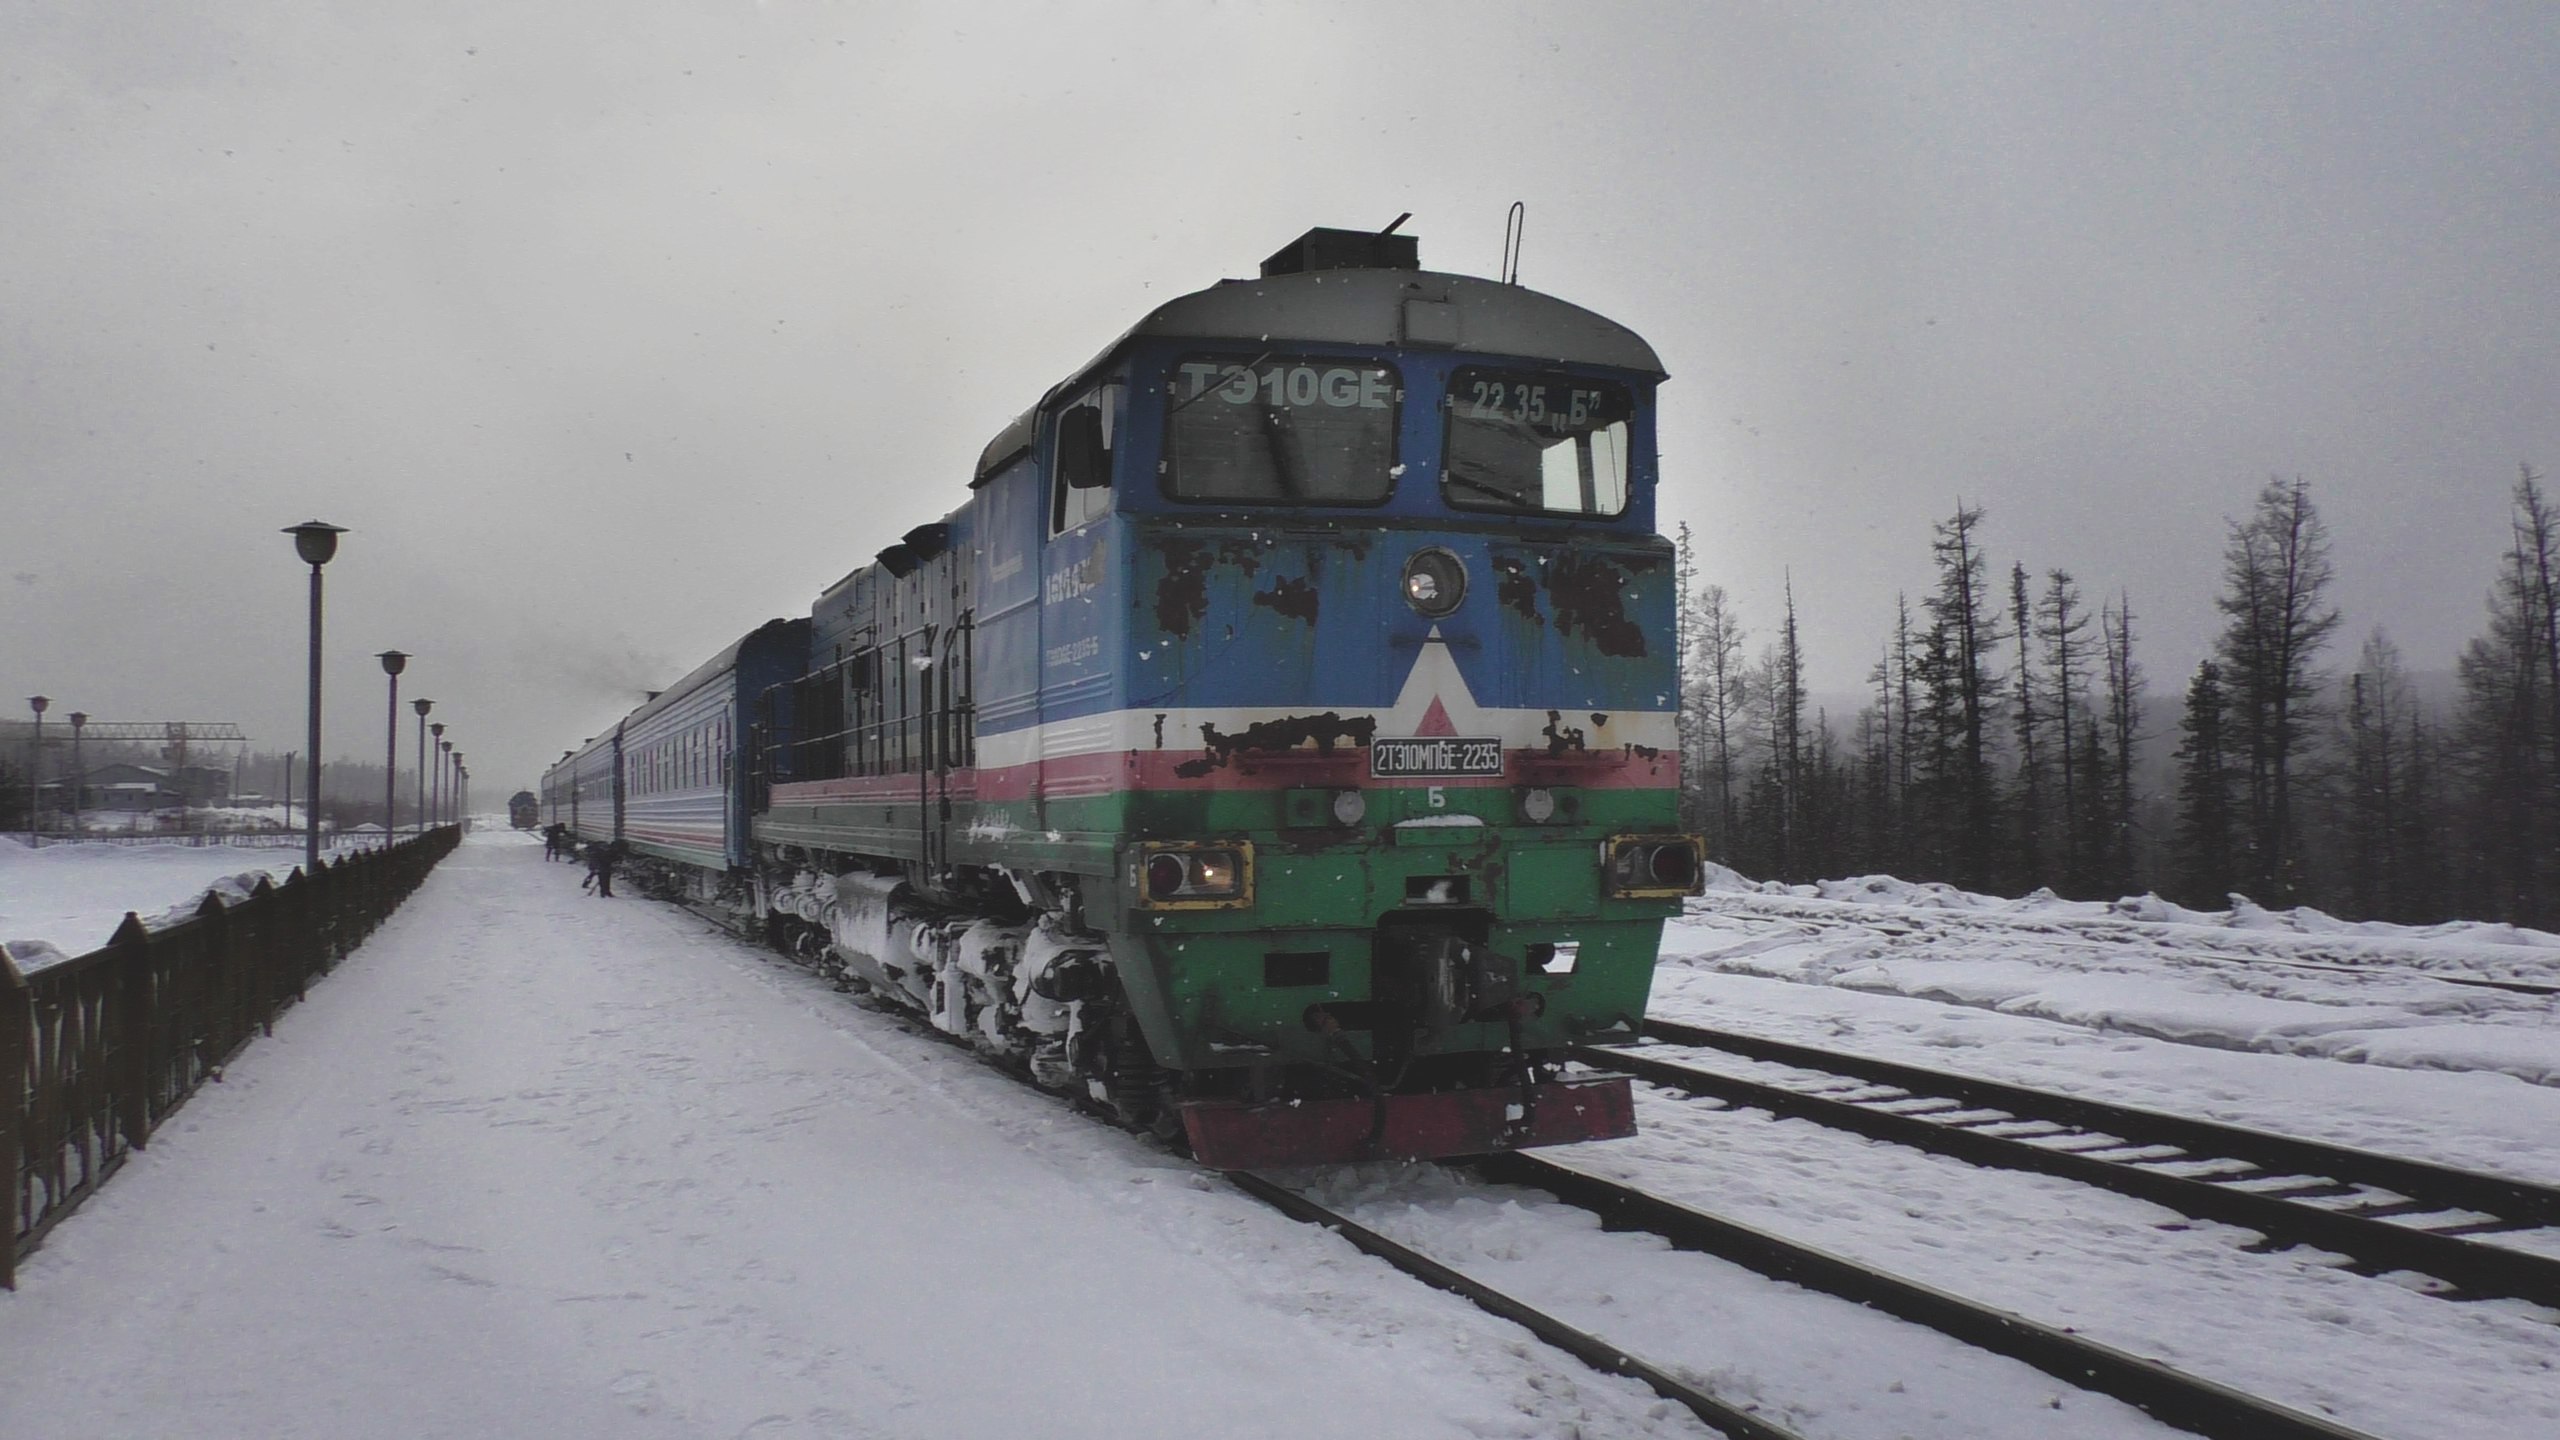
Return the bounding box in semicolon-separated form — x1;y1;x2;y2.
1370;737;1505;779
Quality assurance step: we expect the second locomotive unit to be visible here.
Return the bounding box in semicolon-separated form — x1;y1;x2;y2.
548;224;1700;1168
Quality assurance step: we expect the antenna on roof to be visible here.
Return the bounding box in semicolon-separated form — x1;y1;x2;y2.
1379;212;1411;236
1500;201;1525;286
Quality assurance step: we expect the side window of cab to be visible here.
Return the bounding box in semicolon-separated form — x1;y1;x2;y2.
1050;382;1121;535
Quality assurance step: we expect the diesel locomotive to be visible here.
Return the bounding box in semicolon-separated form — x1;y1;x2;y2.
546;225;1700;1168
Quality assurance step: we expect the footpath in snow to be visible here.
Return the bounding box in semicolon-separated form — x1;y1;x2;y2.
0;832;1699;1440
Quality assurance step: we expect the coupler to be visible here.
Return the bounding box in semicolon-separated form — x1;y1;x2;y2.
1176;1074;1636;1171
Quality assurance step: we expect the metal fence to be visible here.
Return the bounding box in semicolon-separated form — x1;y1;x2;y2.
2;825;461;1287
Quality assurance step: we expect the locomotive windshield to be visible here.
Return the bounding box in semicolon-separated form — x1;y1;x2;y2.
1162;355;1399;505
1441;368;1633;517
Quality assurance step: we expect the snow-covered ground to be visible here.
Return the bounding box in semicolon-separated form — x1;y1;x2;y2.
0;832;1704;1440
0;826;466;968
3;842;2552;1438
1610;872;2560;1437
0;835;325;965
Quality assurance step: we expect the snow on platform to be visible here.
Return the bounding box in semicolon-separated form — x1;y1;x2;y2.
0;832;1698;1440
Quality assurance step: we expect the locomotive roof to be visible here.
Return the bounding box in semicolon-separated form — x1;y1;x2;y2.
975;267;1664;482
1120;267;1663;375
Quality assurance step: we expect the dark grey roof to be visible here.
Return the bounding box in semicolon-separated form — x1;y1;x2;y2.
1112;267;1665;377
973;268;1661;483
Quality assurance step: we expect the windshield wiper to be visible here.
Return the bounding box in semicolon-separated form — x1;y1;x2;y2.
1443;468;1526;505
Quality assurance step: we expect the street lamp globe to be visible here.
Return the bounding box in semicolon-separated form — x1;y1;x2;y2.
284;520;347;567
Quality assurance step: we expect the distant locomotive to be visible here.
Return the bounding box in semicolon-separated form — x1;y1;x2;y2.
508;790;540;831
547;226;1700;1168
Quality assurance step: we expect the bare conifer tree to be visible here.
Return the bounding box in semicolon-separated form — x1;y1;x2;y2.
2213;477;2339;902
2173;660;2237;907
2009;562;2044;889
2040;570;2093;892
2101;594;2143;891
2342;629;2416;920
2454;467;2560;922
1925;503;2005;889
1687;582;1748;861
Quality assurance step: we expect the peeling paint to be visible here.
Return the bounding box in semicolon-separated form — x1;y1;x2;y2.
1173;711;1380;778
1546;552;1647;658
1253;574;1320;624
1541;709;1588;756
1152;538;1212;637
1495;557;1544;627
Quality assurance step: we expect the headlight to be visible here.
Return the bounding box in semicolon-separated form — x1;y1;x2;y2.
1137;842;1255;909
1602;835;1705;898
1402;547;1467;618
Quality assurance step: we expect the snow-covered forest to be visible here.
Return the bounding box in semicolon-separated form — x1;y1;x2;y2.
1679;466;2560;927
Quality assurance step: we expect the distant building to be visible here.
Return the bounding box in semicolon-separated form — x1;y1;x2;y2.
70;762;230;811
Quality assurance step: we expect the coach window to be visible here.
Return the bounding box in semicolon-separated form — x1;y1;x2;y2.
1164;355;1397;505
1051;383;1120;535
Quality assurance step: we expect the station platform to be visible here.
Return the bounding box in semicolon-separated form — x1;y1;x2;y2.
0;832;1672;1440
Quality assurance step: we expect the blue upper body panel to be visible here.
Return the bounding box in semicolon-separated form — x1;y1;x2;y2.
787;262;1675;753
1001;336;1671;731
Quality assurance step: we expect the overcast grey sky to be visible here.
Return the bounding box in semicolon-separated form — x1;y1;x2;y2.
6;1;2556;795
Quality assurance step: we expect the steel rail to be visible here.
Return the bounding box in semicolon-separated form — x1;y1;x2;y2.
1473;1153;2384;1440
1569;1023;2560;1309
1635;1017;2560;1228
1228;1170;1806;1440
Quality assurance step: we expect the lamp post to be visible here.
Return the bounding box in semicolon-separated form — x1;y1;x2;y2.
432;727;448;825
283;520;346;872
440;739;455;825
67;711;86;838
26;696;47;844
376;652;407;849
411;698;434;839
455;759;468;833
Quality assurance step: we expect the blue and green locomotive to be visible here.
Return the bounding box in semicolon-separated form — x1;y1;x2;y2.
547;226;1699;1167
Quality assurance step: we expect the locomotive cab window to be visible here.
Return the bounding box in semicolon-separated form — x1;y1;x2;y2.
1441;368;1632;518
1162;354;1398;505
1050;383;1120;535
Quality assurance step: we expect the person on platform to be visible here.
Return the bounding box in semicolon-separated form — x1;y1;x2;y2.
582;838;626;898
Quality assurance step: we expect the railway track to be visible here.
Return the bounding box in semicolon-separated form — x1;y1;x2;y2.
1232;1170;1808;1440
1573;1018;2560;1311
1686;895;2560;996
697;905;2508;1435
1239;1158;2381;1440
